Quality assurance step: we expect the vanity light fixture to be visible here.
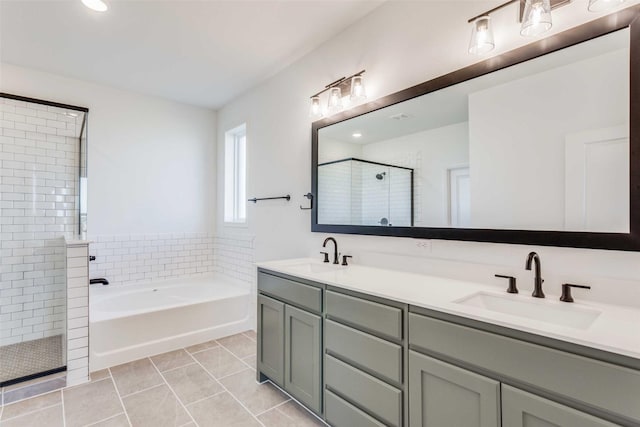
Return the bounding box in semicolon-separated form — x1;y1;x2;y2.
469;16;495;55
520;0;553;37
588;0;626;12
308;70;366;118
81;0;108;12
467;0;571;55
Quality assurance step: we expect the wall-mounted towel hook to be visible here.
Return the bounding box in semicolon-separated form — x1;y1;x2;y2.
300;193;313;210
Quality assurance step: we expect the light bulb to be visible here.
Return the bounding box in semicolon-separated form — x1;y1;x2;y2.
521;0;552;37
469;16;495;55
81;0;108;12
309;96;323;119
327;87;343;114
350;75;367;102
588;0;626;12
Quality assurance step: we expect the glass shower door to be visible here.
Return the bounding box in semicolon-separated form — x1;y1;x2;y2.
0;94;87;385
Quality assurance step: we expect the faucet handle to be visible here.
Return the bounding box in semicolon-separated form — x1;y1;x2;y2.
341;255;352;266
560;283;591;303
495;274;518;294
320;252;329;263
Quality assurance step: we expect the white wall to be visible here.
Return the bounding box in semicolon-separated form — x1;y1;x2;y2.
216;1;640;309
1;63;217;236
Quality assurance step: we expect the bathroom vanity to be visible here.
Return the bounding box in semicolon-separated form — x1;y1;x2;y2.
256;259;640;427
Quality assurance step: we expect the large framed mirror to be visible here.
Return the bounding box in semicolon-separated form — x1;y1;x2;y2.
312;6;640;251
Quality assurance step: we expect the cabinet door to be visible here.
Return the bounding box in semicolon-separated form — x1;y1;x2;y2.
257;294;285;386
502;385;619;427
284;304;322;414
409;350;500;427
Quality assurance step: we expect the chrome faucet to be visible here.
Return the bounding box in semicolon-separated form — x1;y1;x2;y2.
525;251;544;298
323;237;339;264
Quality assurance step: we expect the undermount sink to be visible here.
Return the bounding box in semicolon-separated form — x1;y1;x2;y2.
455;291;602;330
284;262;339;274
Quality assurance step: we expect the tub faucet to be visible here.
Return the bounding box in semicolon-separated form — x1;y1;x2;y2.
525;252;544;298
322;237;339;264
90;278;109;286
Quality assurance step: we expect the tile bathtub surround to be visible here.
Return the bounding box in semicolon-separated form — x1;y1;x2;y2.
88;233;256;287
0;331;325;427
1;97;83;347
88;233;216;286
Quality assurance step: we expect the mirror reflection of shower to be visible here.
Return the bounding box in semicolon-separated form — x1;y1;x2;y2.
317;158;413;227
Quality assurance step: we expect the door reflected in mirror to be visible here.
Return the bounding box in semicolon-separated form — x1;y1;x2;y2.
317;28;630;233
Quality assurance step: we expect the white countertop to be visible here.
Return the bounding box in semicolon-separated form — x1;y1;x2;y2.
257;258;640;361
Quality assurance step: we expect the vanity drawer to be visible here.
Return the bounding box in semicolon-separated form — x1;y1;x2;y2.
325;390;386;427
325;319;402;385
325;355;402;427
409;312;640;424
326;290;402;340
258;272;322;313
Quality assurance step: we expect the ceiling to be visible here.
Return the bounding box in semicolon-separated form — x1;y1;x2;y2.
0;0;384;109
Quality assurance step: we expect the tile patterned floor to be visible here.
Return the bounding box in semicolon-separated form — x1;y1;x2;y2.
0;335;64;384
0;331;326;427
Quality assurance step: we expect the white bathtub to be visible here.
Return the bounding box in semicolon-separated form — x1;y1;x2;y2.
89;274;252;371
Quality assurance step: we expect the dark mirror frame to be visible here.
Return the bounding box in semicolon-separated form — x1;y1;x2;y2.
311;6;640;251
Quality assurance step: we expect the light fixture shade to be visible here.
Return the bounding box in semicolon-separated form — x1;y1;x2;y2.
309;96;323;119
327;87;343;114
350;75;367;102
468;16;495;55
81;0;108;12
521;0;552;37
588;0;626;12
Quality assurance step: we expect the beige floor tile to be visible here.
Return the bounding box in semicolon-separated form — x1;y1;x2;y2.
0;403;63;427
2;376;66;405
89;413;130;427
110;358;163;396
150;349;194;372
0;390;60;420
186;392;260;427
162;363;224;405
217;334;256;359
243;330;257;341
242;355;256;371
219;369;289;415
122;384;191;427
192;347;247;379
185;340;218;354
90;369;111;382
63;378;124;427
258;400;326;427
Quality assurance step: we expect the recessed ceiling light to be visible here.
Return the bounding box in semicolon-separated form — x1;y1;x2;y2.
82;0;108;12
352;132;362;138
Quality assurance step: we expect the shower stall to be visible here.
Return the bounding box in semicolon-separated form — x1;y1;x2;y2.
0;93;88;386
317;158;413;227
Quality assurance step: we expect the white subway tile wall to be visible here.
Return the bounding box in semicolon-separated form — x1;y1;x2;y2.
213;234;255;284
66;242;89;386
88;233;216;285
88;233;256;286
0;97;83;346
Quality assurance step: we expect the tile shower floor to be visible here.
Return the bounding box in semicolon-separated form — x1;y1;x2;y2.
0;335;64;384
0;331;326;427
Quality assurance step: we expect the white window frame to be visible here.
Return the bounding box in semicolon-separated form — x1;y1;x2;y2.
224;124;247;225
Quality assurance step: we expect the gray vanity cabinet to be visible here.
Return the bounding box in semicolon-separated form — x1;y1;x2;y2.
257;294;285;386
408;350;501;427
501;386;619;427
257;270;324;416
284;304;322;414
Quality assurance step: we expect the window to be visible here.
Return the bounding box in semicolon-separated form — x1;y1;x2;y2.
224;124;247;224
